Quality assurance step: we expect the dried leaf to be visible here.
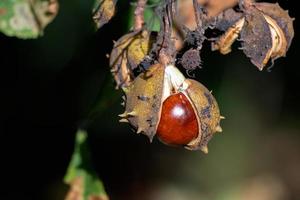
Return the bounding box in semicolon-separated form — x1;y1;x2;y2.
109;30;154;89
93;0;116;29
64;130;109;200
0;0;58;39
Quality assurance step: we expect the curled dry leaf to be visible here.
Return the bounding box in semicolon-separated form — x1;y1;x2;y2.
93;0;116;29
212;2;294;70
109;30;154;89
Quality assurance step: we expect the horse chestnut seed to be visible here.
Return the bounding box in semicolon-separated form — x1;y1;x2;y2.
157;93;198;145
119;64;223;153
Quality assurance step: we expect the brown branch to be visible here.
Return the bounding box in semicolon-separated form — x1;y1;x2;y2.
134;0;147;31
158;0;176;65
193;0;203;28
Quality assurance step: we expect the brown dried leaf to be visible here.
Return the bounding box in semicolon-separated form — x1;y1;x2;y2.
109;31;154;89
93;0;116;29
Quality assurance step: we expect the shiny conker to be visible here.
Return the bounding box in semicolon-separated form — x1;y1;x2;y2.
157;92;198;145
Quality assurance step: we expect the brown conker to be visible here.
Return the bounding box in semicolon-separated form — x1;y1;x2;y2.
157;92;199;146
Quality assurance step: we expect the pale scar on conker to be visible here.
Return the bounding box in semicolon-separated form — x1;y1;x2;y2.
119;64;223;153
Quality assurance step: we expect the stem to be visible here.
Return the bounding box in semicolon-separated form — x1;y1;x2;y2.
193;0;202;29
157;0;176;65
239;0;254;10
134;0;147;31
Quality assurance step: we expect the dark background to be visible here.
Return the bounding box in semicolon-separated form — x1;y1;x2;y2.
0;1;299;200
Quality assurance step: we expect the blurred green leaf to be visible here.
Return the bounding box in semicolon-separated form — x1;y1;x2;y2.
64;130;109;200
0;0;58;39
93;0;116;29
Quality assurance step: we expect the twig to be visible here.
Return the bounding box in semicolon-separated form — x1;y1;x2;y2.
157;0;176;65
134;0;147;31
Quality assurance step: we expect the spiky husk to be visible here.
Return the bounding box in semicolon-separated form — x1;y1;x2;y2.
121;64;165;141
183;79;221;152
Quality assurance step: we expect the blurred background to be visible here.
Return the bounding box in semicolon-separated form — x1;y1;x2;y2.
0;0;299;200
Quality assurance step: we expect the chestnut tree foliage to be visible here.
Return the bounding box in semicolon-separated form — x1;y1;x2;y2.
0;0;294;199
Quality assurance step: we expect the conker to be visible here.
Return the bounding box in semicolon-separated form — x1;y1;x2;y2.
157;92;198;145
119;64;223;153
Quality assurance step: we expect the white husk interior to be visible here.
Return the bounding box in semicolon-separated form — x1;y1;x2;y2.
162;64;189;101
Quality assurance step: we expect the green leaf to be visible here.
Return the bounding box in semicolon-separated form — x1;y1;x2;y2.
64;130;109;200
93;0;116;29
0;0;59;39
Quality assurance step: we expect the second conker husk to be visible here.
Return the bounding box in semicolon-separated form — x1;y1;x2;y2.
119;64;223;153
